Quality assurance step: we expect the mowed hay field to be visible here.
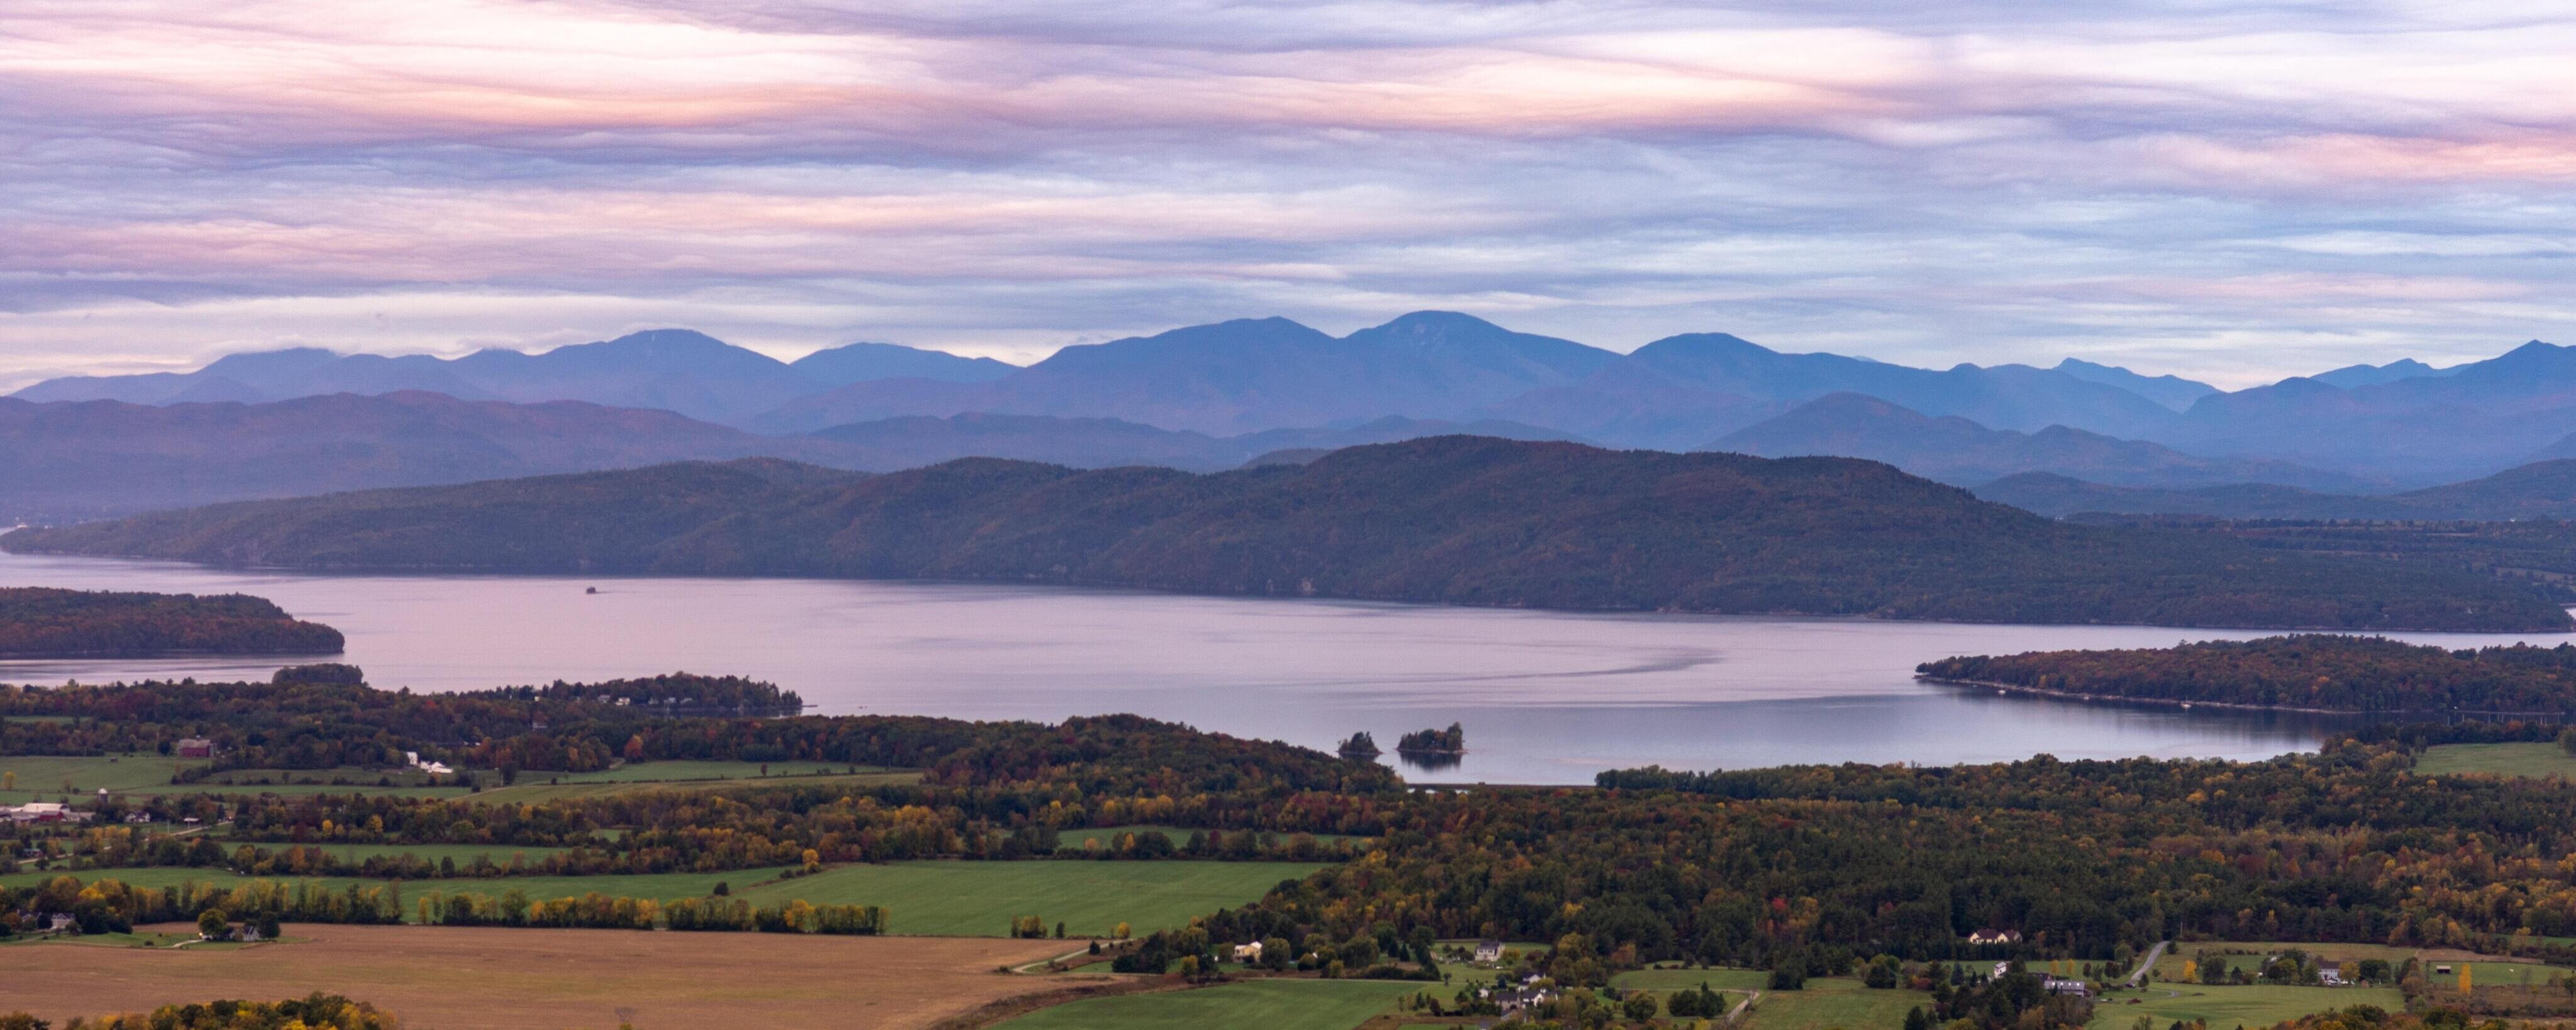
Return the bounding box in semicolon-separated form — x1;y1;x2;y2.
0;865;790;902
732;860;1329;937
2416;743;2576;778
992;978;1423;1030
5;860;1323;936
1;922;1076;1030
1742;978;1932;1030
2087;985;2404;1030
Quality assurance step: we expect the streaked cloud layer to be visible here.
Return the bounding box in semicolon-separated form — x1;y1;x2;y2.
3;0;2571;385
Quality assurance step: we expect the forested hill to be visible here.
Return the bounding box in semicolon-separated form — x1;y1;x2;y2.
0;587;344;658
1919;634;2576;713
8;436;2568;631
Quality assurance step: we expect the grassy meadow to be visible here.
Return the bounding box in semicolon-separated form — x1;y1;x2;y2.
0;752;915;805
1740;977;1932;1030
2416;743;2576;778
1611;967;1772;993
731;859;1326;937
1057;824;1367;850
994;978;1423;1030
0;865;789;905
2087;984;2402;1030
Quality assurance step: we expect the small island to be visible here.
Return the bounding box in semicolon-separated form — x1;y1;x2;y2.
0;586;345;658
1919;634;2576;714
1396;722;1466;756
1335;731;1381;760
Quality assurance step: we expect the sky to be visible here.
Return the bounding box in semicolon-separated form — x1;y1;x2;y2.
3;0;2572;389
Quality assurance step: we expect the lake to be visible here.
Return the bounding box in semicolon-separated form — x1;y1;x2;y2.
4;551;2565;784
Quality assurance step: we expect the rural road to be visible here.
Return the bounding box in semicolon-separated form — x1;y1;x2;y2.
2125;941;2171;988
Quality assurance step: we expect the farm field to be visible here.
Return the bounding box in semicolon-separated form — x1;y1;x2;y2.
1058;824;1366;850
731;860;1328;937
2416;743;2576;778
465;768;918;804
0;753;201;802
2087;984;2402;1029
994;977;1422;1030
0;865;791;905
1741;977;1931;1030
0;753;915;804
542;759;886;782
2153;940;2521;982
231;841;580;865
1611;967;1772;992
0;921;1070;1029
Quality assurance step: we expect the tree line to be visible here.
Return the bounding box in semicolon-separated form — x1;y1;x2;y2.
1919;634;2576;712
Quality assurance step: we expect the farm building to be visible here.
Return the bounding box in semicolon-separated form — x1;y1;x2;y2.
175;738;216;758
4;802;85;824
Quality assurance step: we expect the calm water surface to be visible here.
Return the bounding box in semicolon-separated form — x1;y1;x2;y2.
4;551;2564;784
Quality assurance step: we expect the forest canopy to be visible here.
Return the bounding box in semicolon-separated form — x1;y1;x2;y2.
1918;634;2576;713
0;586;342;658
8;438;2568;631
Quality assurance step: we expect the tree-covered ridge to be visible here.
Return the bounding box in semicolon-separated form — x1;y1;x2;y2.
1918;634;2576;712
11;438;2570;631
0;586;343;658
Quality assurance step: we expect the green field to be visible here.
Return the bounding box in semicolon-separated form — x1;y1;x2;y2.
0;865;789;907
2089;984;2402;1029
1611;968;1772;992
0;753;914;804
0;754;204;802
1058;825;1366;850
2416;743;2576;778
1743;977;1931;1030
731;860;1327;937
2448;960;2562;986
2155;940;2473;982
995;978;1423;1030
464;769;918;804
228;842;579;865
4;857;1321;935
536;760;889;783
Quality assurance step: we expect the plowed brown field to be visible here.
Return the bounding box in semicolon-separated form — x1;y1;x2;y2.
4;923;1080;1029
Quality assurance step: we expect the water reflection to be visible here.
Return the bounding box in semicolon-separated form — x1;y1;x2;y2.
1;551;2565;784
1396;751;1465;773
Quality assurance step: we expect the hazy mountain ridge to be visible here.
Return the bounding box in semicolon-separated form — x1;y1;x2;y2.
8;438;2564;632
0;391;869;523
15;313;2565;487
1713;394;2377;492
1975;459;2576;521
2138;341;2576;484
13;329;1017;426
1978;458;2576;523
0;393;1590;521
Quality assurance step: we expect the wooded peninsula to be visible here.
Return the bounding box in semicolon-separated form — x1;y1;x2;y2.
1919;634;2576;713
0;586;343;658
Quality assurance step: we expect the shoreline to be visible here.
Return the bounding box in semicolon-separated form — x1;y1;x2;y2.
1915;675;2576;719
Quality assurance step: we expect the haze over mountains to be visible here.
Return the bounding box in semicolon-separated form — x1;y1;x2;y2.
8;309;2570;523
